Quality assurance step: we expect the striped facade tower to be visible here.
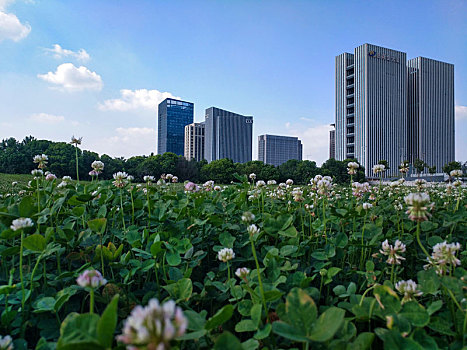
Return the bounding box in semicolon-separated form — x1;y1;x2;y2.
204;107;253;163
407;57;455;174
336;44;408;177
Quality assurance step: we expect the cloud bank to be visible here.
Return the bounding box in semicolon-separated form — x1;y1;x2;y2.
38;63;103;91
98;89;179;111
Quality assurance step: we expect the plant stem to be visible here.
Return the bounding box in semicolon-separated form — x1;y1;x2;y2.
19;229;25;311
120;189;126;230
250;238;268;320
415;221;430;258
75;146;80;184
89;288;95;314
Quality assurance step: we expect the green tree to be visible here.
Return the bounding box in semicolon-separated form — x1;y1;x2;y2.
413;159;426;176
200;158;237;184
442;161;462;176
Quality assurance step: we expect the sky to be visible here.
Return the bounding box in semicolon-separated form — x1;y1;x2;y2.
0;0;466;165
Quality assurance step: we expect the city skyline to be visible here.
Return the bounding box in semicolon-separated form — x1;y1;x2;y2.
0;1;466;165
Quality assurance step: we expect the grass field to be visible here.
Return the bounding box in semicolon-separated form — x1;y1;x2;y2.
0;173;34;192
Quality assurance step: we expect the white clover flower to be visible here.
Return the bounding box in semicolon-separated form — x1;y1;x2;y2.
91;160;104;173
347;161;359;175
62;176;72;181
70;136;82;145
113;172;128;188
76;269;107;289
0;335;13;350
217;248;235;262
214;185;221;191
249;173;256;180
57;181;67;189
379;239;406;265
453;180;462;187
395;280;422;304
10;218;34;231
235;267;250;280
31;169;43;177
11;182;18;187
172;176;178;183
256;180;266;188
424;241;462;275
144;175;155;182
286;179;294;186
450;169;462;178
117;299;187;349
33;154;48;169
247;224;260;236
404;192;432;222
362;202;373;210
372;164;385;174
267;180;277;185
165;174;174;180
241;212;255;223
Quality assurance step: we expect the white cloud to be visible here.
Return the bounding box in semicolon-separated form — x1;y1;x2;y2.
98;89;179;111
0;7;31;42
93;127;157;158
285;122;333;165
30;112;65;123
37;63;103;91
455;105;467;121
44;44;90;62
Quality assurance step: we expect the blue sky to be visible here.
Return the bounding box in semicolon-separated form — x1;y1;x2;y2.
1;0;466;164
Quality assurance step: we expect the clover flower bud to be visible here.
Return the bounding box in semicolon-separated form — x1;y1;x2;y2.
247;224;260;236
235;267;250;280
241;211;255;223
76;269;107;289
45;173;57;181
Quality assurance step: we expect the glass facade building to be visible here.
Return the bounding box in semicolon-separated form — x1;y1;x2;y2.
258;134;302;167
158;98;194;156
335;44;454;177
205;107;253;163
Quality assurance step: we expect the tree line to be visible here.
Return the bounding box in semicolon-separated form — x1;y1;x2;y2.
0;136;368;184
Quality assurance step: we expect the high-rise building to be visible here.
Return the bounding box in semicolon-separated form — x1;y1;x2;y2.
329;123;336;159
184;122;205;161
258;134;302;166
158;98;194;156
407;57;455;173
204;107;253;163
336;44;408;177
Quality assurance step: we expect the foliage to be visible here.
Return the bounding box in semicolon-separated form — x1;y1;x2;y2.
1;161;466;349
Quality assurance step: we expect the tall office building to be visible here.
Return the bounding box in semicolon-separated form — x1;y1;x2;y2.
158;98;194;156
329;124;336;159
336;44;408;177
184;122;205;161
258;134;302;166
408;57;455;173
205;107;253;163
